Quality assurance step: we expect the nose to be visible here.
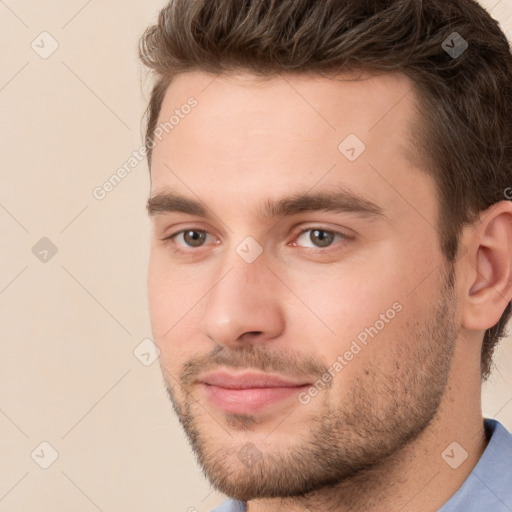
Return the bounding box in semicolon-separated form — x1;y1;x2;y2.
200;252;286;348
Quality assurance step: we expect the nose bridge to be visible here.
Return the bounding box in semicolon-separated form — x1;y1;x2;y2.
201;247;284;346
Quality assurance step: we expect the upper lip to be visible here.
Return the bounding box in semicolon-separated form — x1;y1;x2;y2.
199;371;311;389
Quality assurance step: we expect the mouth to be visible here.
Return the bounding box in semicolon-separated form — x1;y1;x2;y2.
198;371;312;414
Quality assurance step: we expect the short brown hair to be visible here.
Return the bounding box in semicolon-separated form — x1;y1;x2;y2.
138;0;512;380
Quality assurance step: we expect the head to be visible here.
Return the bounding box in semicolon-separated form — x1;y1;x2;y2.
139;0;512;502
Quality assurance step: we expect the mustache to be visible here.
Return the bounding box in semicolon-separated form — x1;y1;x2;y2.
179;343;328;388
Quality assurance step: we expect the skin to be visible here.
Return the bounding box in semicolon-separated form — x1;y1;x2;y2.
146;70;512;511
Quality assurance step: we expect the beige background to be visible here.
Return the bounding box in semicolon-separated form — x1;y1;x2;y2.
0;0;511;510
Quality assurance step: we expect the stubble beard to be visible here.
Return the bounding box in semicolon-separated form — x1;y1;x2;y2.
162;267;458;504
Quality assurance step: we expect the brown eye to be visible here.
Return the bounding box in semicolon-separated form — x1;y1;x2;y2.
309;229;335;247
181;230;207;247
295;228;346;249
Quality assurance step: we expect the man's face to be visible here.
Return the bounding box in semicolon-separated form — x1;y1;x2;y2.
147;70;460;501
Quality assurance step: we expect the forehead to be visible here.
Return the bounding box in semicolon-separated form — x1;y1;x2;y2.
154;69;419;146
149;69;435;227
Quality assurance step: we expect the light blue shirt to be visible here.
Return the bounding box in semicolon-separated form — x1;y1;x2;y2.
210;418;512;511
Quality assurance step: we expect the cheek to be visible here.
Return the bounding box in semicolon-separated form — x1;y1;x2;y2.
147;250;208;364
147;252;170;332
283;253;422;374
147;251;186;348
287;263;404;339
327;244;436;333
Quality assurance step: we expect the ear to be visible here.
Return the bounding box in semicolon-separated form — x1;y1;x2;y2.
461;201;512;331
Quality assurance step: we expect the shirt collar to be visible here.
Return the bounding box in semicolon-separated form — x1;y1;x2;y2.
439;418;512;511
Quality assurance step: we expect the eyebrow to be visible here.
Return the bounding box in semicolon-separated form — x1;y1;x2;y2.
146;187;387;220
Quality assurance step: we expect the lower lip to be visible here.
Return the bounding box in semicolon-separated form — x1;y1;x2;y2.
201;383;310;414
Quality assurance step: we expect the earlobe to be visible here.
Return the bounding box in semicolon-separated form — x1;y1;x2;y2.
461;201;512;331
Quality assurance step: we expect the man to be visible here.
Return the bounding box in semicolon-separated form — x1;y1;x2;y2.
138;0;512;510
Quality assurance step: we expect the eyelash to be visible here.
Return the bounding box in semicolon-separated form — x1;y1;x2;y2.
160;227;351;255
